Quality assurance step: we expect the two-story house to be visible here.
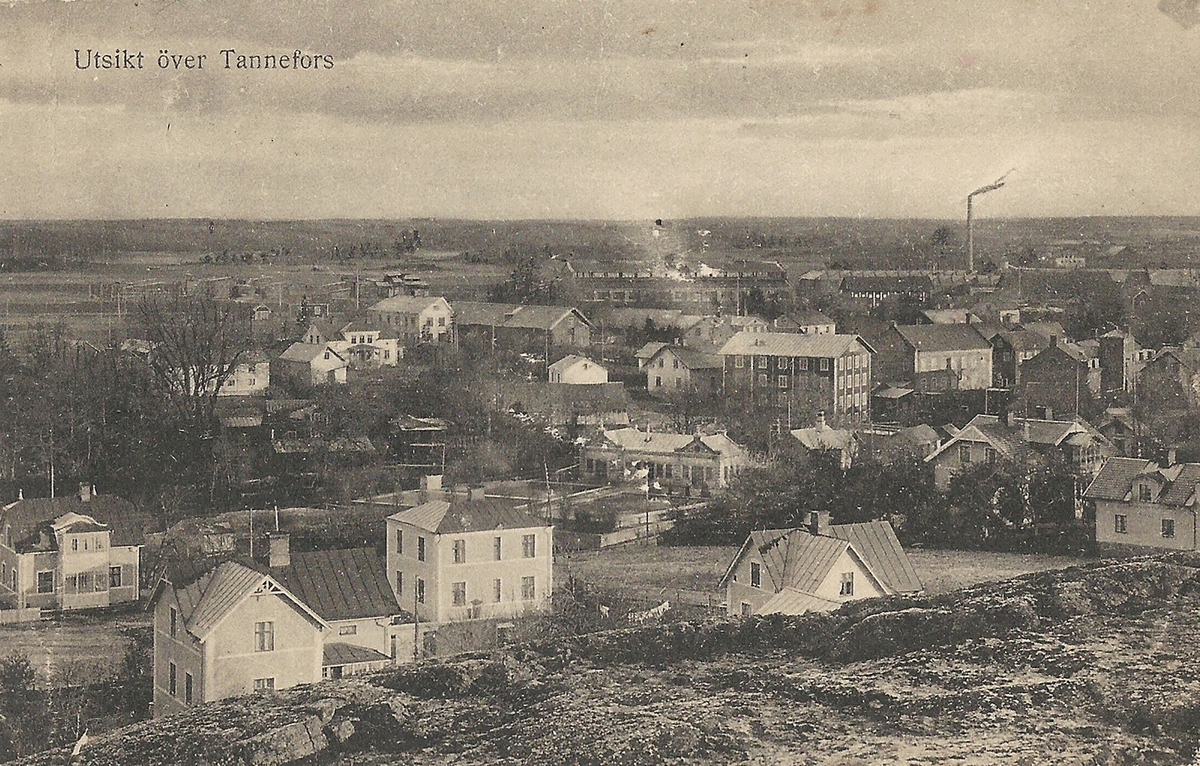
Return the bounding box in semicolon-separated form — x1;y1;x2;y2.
0;485;143;612
385;491;553;631
642;344;722;397
1086;458;1200;552
720;514;921;617
366;296;454;344
328;321;402;369
453;302;591;354
718;332;874;422
267;535;413;677
149;557;328;717
875;324;993;391
579;427;752;493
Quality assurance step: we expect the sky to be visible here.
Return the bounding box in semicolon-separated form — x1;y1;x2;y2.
1;0;1199;220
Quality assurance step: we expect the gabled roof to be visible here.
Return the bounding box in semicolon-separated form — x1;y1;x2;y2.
926;414;1112;464
998;329;1048;353
272;548;404;622
549;354;603;373
388;495;549;535
1152;348;1200;372
1084;457;1199;503
649;346;722;370
1022;321;1068;344
718;520;921;599
598;427;747;458
895;324;991;353
162;559;328;640
279;342;347;364
717;332;874;358
368;295;449;314
788;309;835;327
453;302;591;331
791;424;854;452
2;494;149;548
635;342;668;359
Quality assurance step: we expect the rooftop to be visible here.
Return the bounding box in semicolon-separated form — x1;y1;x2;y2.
717;331;872;358
388;494;549;535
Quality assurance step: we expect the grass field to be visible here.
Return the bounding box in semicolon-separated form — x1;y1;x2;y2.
0;609;148;684
559;544;1087;603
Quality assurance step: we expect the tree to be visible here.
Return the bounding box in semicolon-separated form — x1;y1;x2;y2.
0;652;48;761
137;296;252;437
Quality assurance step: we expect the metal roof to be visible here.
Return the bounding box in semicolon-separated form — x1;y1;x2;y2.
599;427;746;458
272;548;404;622
279;342;346;364
389;496;549;535
2;494;149;548
453;302;591;331
368;296;449;314
323;642;393;667
717;331;872;358
826;521;923;594
757;588;842;616
895;324;991;353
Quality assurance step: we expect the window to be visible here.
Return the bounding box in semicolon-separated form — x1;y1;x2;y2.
253;678;275;692
66;574;77;593
417;536;426;562
493;578;502;602
819;358;831;371
338;625;358;636
1139;484;1154;502
758;373;768;386
840;572;855;596
1114;514;1128;534
71;538;78;551
78;571;91;592
985;448;997;464
395;571;403;597
756;356;767;369
170;607;178;638
734;355;744;368
655;376;662;388
185;673;193;704
416;578;425;604
959;444;972;464
777;375;787;389
36;571;53;594
521;576;536;601
522;534;537;558
673;358;679;369
453;539;466;564
438;316;446;327
452;581;467;606
1162;519;1176;539
658;358;664;368
799;357;809;371
169;662;177;696
95;573;106;592
254;621;275;652
494;536;502;561
750;561;761;587
395;529;402;555
109;566;122;589
324;350;331;360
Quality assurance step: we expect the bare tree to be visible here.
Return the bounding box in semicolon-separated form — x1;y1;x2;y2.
137;296;251;436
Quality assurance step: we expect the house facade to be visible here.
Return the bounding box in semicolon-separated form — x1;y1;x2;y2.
579;427;751;493
718;332;874;422
215;358;270;397
643;345;722;397
277;343;349;388
0;486;142;612
720;516;921;617
884;324;993;391
385;492;554;628
1086;458;1200;551
329;322;402;369
366;296;454;344
454;302;591;353
151;559;328;717
548;355;608;385
925;413;1113;490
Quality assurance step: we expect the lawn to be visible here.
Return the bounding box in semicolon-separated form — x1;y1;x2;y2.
0;609;148;685
559;543;1087;603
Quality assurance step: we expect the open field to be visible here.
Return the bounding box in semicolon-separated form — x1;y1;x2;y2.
0;608;148;685
560;544;1088;603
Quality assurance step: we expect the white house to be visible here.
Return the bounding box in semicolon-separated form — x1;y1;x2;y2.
277;343;349;387
548;355;608;385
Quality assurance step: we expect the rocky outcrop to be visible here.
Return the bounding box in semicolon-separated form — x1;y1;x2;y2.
20;555;1200;765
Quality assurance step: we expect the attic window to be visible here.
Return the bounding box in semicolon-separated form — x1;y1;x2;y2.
1139;484;1154;503
840;572;855;596
750;561;761;588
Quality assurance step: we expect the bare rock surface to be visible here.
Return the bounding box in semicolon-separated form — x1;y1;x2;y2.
21;555;1200;765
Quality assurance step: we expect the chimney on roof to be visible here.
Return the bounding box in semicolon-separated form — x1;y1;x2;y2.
815;411;826;430
78;482;91;503
419;474;443;504
807;510;822;536
268;531;290;568
17;488;22;501
1050;334;1058;347
466;486;484;501
1006;409;1017;428
1168;447;1177;466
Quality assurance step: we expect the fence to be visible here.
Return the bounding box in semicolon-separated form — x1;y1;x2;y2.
0;607;44;624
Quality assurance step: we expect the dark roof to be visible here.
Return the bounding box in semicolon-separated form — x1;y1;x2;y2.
840;275;932;293
272;548;403;622
2;494;149;548
323;642;393;667
1084;458;1187;503
788;309;835;327
999;329;1048;353
389;495;549;534
653;346;721;370
895;324;991;353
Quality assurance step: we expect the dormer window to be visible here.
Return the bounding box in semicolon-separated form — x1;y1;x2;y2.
1138;484;1154;503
